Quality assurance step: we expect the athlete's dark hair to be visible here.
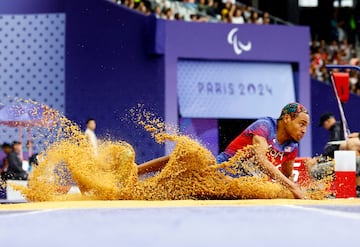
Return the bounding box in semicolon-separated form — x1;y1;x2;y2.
278;102;308;120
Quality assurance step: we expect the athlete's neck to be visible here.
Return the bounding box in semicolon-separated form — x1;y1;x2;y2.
276;120;290;145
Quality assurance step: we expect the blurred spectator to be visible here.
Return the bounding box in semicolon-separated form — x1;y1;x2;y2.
174;12;184;20
318;40;328;53
12;142;22;160
0;180;5;199
0;143;11;175
123;0;135;9
350;57;360;66
310;40;320;54
0;143;9;199
153;4;163;18
328;40;339;59
136;1;151;15
318;112;345;159
23;140;39;172
164;7;174;20
262;11;271;25
339;39;351;63
242;5;252;22
231;6;245;24
22;140;33;161
198;0;218;18
330;10;340;42
198;0;207;13
203;0;218;18
332;50;340;64
190;13;209;22
1;141;28;180
183;0;197;10
349;70;359;92
220;1;232;21
221;12;231;23
27;152;39;172
250;11;262;24
338;20;347;43
355;83;360;95
85;118;98;155
190;14;197;21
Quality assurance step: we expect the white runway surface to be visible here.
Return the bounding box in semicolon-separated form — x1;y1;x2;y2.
1;199;360;247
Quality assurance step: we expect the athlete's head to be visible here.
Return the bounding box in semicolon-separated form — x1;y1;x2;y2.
278;103;308;120
278;102;310;142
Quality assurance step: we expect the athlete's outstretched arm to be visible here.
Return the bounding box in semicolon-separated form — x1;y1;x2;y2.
252;135;304;199
137;155;170;175
281;160;294;179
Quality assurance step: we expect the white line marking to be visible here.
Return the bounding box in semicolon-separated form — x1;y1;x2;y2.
284;205;360;220
0;209;62;218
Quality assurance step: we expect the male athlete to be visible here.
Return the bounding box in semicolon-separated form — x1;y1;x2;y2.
216;102;309;199
138;103;309;199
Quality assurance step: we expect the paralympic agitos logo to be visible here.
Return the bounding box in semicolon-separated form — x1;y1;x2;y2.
227;28;252;55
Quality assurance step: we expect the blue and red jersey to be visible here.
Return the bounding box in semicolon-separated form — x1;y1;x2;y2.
223;117;298;165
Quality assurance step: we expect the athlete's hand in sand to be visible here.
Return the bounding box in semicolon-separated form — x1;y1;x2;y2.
305;157;317;174
252;135;306;199
289;184;305;199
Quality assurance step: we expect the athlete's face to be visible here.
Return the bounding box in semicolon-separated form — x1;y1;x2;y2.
284;112;310;142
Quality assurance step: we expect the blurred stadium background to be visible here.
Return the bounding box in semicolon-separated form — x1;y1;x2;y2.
1;0;360;164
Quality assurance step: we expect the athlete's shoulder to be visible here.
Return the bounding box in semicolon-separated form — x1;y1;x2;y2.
252;117;276;128
245;117;276;136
